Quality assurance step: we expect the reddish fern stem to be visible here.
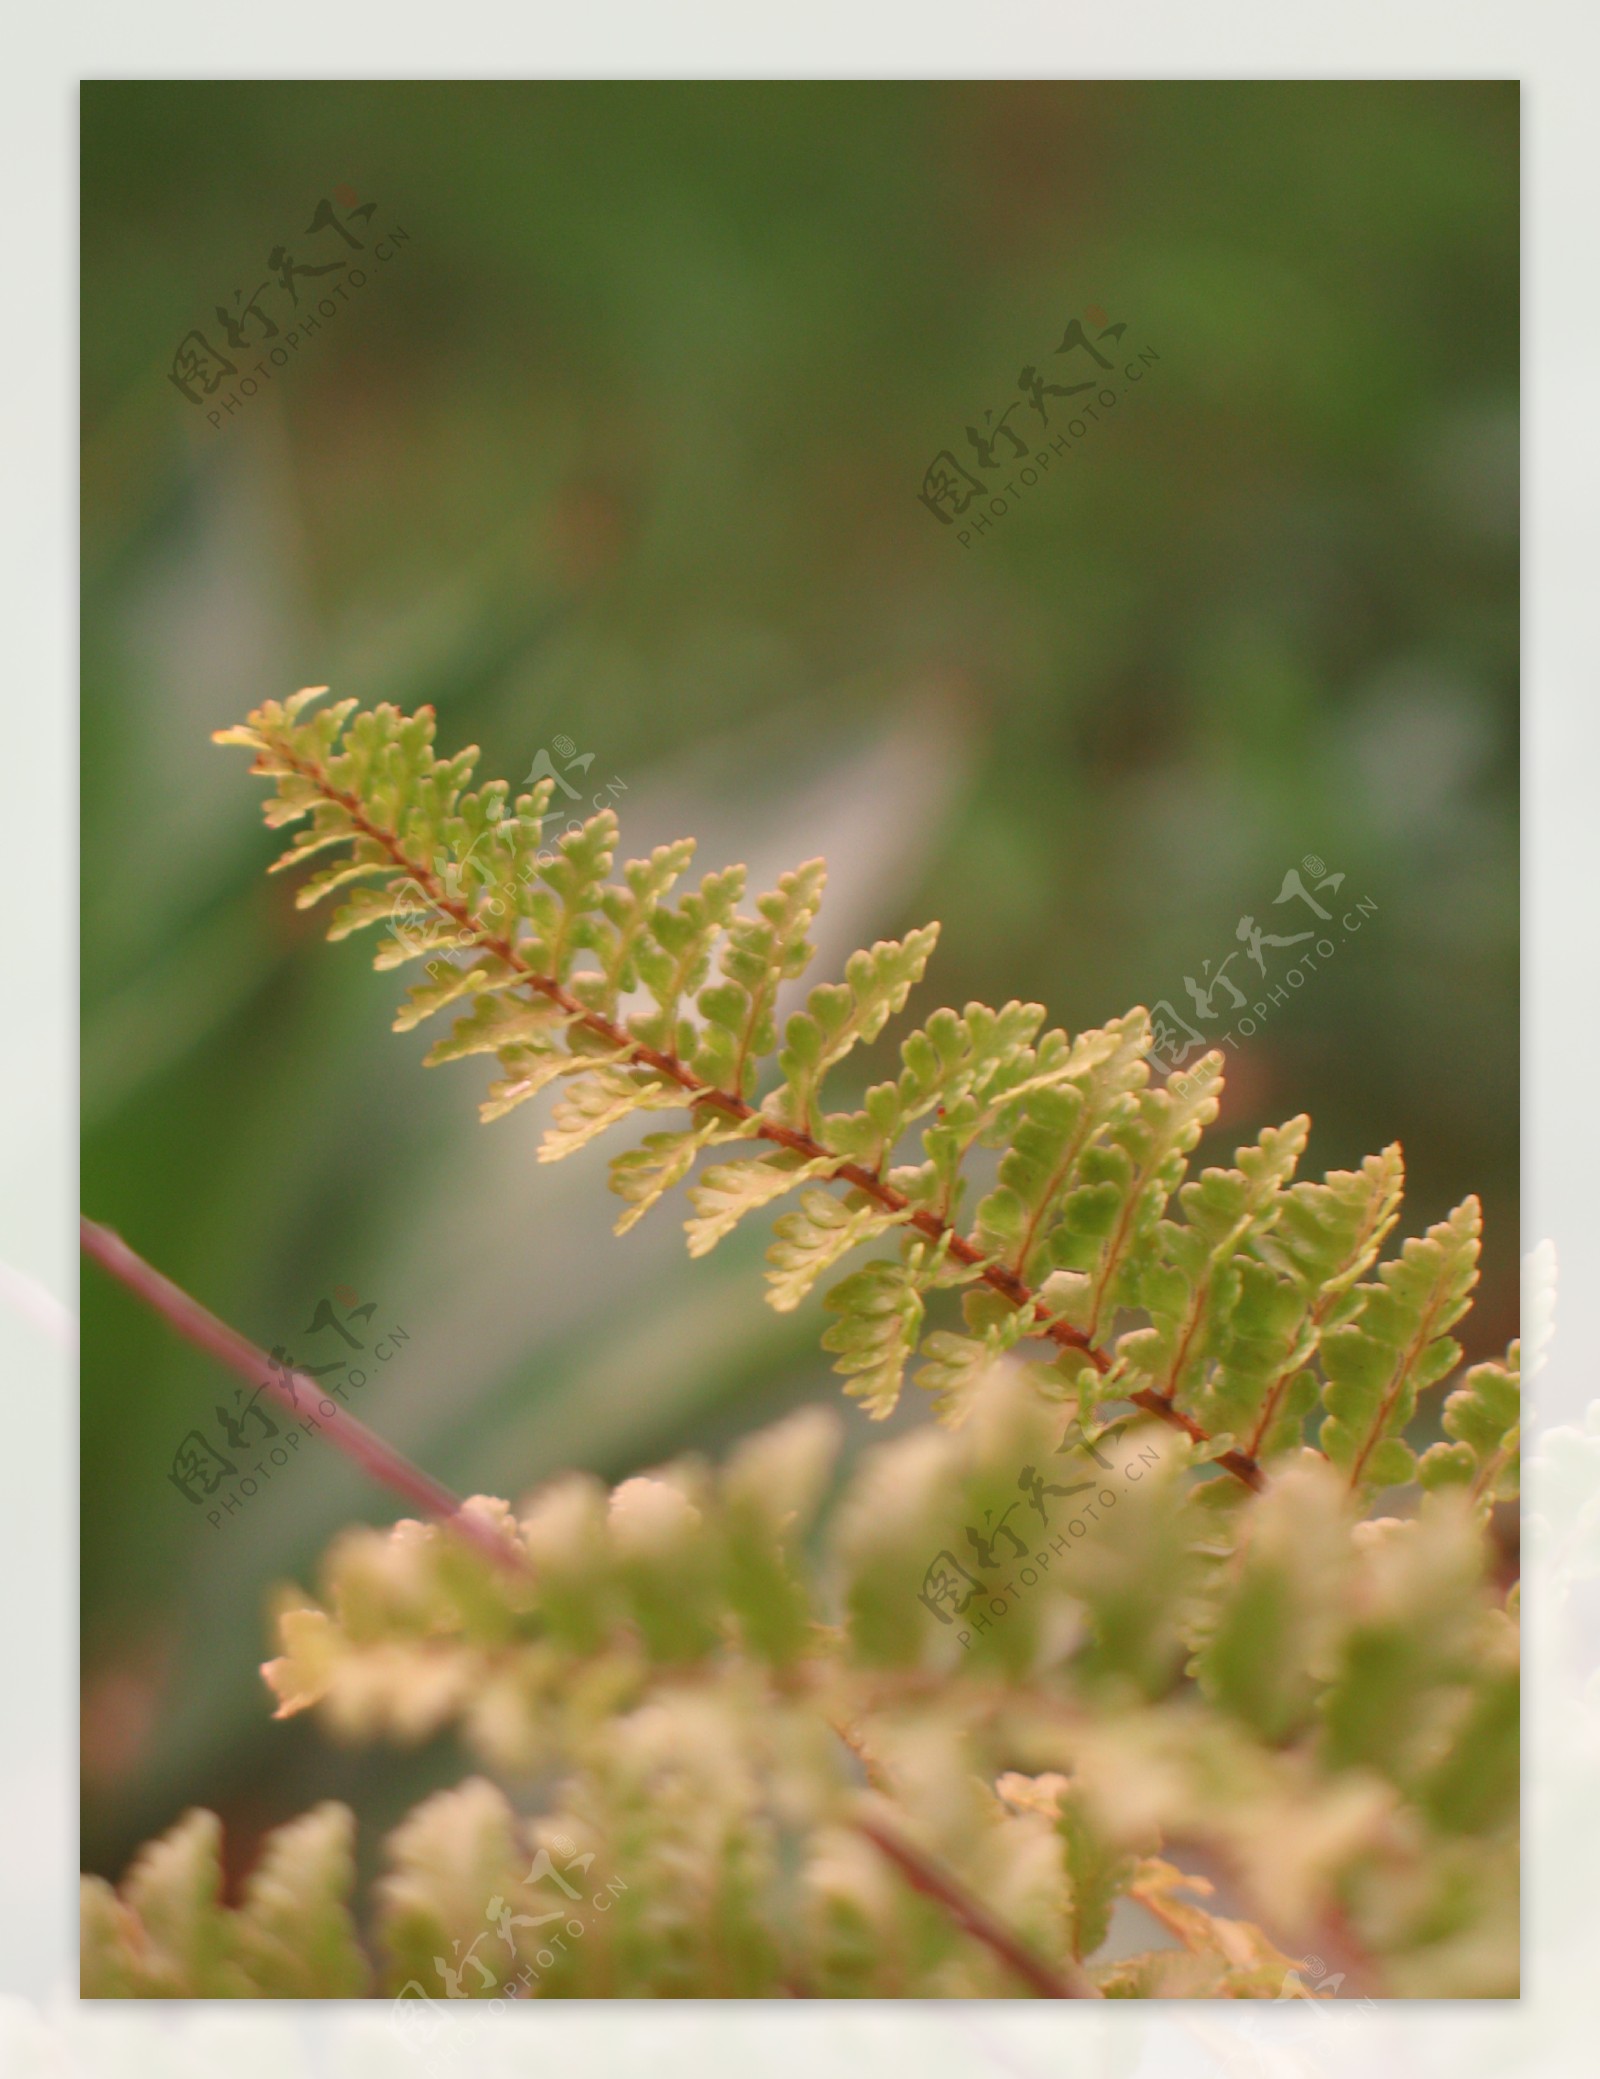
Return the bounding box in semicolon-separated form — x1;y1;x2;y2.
268;737;1264;1493
80;1216;532;1581
852;1813;1097;1998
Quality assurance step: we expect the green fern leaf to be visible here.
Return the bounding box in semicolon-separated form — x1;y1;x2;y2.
1319;1495;1496;1784
81;1809;234;1996
1044;1048;1225;1341
480;1045;591;1122
290;846;397;910
80;1803;367;1998
825;996;1049;1194
913;1290;1031;1424
820;1247;933;1418
530;809;619;981
538;1064;685;1162
771;923;940;1133
972;1083;1098;1280
1195;1459;1350;1742
995;1773;1138;1964
376;1778;525;1998
326;881;413;943
233;1803;370;1997
684;1151;840;1257
1113;1115;1309;1416
393;953;522;1034
765;1189;911;1313
1320;1197;1482;1492
216;695;1499;1495
609;1116;752;1235
1414;1660;1519;1836
897;999;1048;1119
1418;1341;1520;1509
693;859;827;1099
1260;1141;1406;1300
423;991;573;1066
628;863;747;1058
916;1011;1150;1238
718;1407;842;1661
608;1472;724;1660
579;838;698;1016
1195;1143;1405;1458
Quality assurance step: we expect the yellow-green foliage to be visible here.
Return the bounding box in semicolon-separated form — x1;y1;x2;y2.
84;1374;1517;1998
77;693;1519;2000
209;690;1492;1491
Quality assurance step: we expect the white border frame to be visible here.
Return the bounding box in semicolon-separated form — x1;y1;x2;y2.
9;12;1592;2071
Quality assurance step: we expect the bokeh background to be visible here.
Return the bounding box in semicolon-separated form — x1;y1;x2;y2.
80;81;1518;1893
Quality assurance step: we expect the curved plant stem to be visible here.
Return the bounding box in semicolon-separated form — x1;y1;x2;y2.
852;1811;1098;1998
79;1216;532;1581
269;737;1264;1494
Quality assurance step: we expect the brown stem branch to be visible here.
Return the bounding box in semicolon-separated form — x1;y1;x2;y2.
1128;1388;1265;1492
852;1811;1098;1999
80;1216;532;1582
265;736;1263;1491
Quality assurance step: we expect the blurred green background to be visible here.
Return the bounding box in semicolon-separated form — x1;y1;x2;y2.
80;81;1518;1889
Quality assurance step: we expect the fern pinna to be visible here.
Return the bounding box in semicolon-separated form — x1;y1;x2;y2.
83;1366;1518;1998
78;689;1518;2001
212;688;1493;1496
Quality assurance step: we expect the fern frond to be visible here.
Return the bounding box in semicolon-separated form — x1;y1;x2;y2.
694;858;827;1100
1196;1143;1406;1461
86;1359;1516;1999
765;1189;912;1313
1418;1340;1520;1511
82;698;1519;2006
81;1804;368;1998
684;1151;839;1258
1112;1114;1309;1425
771;923;942;1135
1319;1197;1483;1494
376;1778;526;1998
218;691;1493;1493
